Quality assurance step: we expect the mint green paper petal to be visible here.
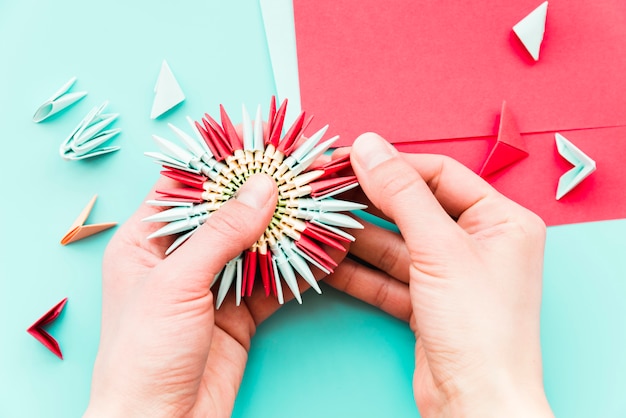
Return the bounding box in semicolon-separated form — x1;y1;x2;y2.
32;77;87;122
62;146;121;161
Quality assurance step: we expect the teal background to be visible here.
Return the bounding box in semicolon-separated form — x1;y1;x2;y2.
0;1;625;417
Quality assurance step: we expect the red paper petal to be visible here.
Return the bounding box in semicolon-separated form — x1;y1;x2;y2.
202;117;232;160
318;154;352;177
296;236;337;272
161;169;207;189
243;250;258;297
302;221;350;251
204;113;228;145
277;111;306;155
268;99;288;147
156;188;204;201
220;104;243;151
196;120;222;160
309;176;358;198
266;96;277;144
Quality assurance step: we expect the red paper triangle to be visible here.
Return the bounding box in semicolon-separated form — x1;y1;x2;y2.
480;101;529;177
27;298;68;359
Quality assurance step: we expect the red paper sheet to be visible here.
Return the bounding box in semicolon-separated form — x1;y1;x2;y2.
395;126;626;226
294;0;626;146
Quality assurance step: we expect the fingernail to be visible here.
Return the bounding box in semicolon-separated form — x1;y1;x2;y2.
236;174;276;209
352;132;397;170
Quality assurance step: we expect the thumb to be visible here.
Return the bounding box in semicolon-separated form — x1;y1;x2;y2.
350;133;461;251
154;173;278;293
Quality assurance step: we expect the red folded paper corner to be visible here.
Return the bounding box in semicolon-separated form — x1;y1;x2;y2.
27;298;68;359
480;101;529;177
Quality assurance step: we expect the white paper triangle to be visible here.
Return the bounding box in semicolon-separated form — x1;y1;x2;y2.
151;60;185;119
555;133;596;200
513;1;548;61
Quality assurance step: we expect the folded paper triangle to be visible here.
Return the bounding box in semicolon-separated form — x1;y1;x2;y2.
555;133;596;200
480;101;529;177
61;195;116;245
27;298;68;359
151;60;185;119
513;1;548;61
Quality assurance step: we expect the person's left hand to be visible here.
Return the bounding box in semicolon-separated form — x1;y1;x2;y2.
84;173;340;418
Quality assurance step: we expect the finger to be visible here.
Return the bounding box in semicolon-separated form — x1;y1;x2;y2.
349;219;411;284
325;258;412;321
350;133;461;250
397;153;524;231
155;173;278;293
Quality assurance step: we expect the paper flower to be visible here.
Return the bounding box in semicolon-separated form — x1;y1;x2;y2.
144;98;364;308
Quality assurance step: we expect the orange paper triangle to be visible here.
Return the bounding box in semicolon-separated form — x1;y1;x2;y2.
61;195;116;245
480;101;529;177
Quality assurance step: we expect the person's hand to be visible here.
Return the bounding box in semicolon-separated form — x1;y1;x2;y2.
326;133;554;417
84;173;333;418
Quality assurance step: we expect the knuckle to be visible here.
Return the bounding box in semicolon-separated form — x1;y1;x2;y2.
327;259;358;292
515;207;547;241
376;239;401;275
376;168;420;203
207;206;252;243
373;280;390;309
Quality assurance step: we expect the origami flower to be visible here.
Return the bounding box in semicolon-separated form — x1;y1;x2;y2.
144;98;364;307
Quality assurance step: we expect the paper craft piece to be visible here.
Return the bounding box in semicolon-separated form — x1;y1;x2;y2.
294;0;626;146
27;298;68;359
59;101;121;160
32;77;87;123
555;133;596;200
144;98;365;308
480;101;529;177
61;195;117;245
513;1;548;61
151;60;185;119
259;0;302;125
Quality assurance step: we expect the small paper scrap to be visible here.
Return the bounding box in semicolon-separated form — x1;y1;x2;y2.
480;101;529;177
27;298;68;359
61;195;117;245
33;77;87;123
59;101;121;160
513;1;548;61
151;60;185;119
555;133;596;200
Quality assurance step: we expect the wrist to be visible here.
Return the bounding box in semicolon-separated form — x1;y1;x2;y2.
443;373;554;418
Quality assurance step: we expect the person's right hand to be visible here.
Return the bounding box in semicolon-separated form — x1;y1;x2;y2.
327;133;554;417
